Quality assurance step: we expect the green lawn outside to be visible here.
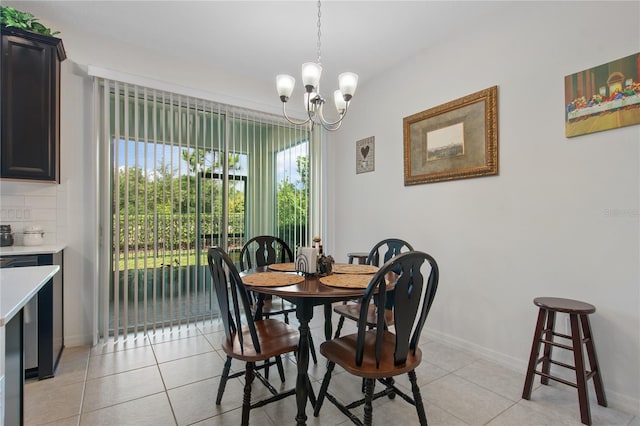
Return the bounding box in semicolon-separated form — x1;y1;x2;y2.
116;248;241;270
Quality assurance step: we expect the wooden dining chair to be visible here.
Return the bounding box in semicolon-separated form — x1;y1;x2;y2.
207;246;299;426
240;235;295;321
240;235;318;364
333;238;414;339
314;250;439;426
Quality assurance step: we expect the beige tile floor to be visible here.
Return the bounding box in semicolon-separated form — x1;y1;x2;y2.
24;305;638;426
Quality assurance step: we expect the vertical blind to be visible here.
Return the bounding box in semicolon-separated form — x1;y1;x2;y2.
94;76;319;340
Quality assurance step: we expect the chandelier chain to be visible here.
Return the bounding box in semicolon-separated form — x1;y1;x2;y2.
316;0;322;64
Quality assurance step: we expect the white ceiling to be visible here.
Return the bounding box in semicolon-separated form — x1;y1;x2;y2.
6;1;516;88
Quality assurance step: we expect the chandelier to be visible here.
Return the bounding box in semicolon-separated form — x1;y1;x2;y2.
276;0;358;131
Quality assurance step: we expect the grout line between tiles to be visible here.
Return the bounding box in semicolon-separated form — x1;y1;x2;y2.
148;335;180;426
73;348;91;426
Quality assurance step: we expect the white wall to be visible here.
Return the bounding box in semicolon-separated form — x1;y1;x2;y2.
1;0;637;416
326;1;639;415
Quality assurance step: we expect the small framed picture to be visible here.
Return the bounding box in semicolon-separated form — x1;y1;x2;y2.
356;136;375;174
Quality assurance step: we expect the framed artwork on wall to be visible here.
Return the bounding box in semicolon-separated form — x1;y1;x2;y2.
564;52;640;138
403;86;498;185
356;136;374;174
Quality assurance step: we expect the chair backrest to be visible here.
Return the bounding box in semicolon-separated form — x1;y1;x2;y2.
356;251;439;367
240;235;294;270
207;246;262;354
367;238;414;266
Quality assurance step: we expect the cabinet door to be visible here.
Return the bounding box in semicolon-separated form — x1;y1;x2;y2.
1;33;59;182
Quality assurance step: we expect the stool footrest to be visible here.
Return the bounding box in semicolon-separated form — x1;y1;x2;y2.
540;338;574;351
548;358;576;371
545;329;572;340
534;371;578;388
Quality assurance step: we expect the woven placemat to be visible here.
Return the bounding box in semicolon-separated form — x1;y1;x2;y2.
267;262;296;272
332;264;378;274
320;273;373;289
242;272;304;287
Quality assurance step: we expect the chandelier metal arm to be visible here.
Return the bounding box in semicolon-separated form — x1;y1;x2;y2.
316;103;349;128
281;103;312;127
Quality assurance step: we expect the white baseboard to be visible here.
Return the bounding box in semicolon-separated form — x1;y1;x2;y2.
423;327;526;373
422;327;640;417
63;333;93;348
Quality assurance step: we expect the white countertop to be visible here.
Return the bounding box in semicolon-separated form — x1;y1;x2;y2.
0;265;60;326
0;243;66;256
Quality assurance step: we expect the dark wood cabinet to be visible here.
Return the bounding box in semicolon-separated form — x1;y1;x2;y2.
1;25;66;182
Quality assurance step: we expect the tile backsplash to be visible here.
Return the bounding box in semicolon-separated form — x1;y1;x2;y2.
0;181;67;246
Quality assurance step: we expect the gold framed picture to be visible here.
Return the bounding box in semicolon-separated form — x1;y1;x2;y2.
356;136;374;174
403;86;498;185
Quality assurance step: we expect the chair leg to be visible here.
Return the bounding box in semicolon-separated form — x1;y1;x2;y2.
386;377;396;399
242;362;255;426
334;315;345;339
309;333;318;364
363;378;375;426
276;355;285;382
313;360;336;417
216;356;232;405
409;370;428;426
307;374;317;407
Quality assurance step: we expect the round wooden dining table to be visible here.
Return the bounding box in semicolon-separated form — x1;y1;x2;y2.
241;265;372;426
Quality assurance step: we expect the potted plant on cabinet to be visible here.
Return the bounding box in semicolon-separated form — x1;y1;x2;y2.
0;6;59;36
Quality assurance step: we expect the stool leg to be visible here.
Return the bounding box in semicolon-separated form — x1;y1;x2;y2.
570;313;592;425
522;308;547;399
580;315;607;407
540;310;556;385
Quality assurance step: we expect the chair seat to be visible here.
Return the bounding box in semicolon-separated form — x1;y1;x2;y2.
333;303;393;327
320;330;421;379
221;319;299;362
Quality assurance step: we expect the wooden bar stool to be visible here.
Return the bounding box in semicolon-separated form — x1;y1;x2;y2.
347;252;368;264
522;297;607;425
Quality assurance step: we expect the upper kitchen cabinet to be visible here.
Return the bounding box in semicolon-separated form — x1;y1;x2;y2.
1;25;66;182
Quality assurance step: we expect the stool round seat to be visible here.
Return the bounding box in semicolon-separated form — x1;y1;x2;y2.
534;297;595;314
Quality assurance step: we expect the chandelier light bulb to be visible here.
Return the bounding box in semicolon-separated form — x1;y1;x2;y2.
338;72;358;101
334;90;347;114
301;62;322;92
276;74;296;102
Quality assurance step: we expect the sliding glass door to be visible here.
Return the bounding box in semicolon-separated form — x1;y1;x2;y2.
95;78;317;340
